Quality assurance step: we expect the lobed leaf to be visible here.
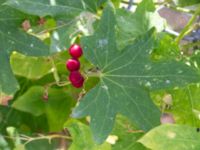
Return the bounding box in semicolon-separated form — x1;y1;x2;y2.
72;5;200;144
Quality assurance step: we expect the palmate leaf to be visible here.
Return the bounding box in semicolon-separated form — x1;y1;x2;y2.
72;6;200;143
139;124;200;150
0;1;49;95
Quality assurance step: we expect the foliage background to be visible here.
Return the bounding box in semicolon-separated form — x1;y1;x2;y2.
1;0;200;149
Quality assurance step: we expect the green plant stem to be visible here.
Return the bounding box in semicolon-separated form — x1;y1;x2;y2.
175;7;200;44
49;57;60;85
24;134;72;145
46;81;71;87
4;134;72;145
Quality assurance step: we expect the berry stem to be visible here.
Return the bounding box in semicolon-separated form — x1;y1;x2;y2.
50;57;60;85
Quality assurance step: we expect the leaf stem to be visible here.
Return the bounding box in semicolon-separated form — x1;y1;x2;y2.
175;7;200;44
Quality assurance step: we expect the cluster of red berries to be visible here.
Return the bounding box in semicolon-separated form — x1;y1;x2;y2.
66;44;84;88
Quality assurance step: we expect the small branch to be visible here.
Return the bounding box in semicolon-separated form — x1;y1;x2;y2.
3;135;28;141
45;81;71;88
4;134;72;146
24;134;72;145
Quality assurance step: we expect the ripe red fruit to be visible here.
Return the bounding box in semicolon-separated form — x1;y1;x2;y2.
66;58;80;71
69;44;83;58
72;77;84;88
69;71;84;88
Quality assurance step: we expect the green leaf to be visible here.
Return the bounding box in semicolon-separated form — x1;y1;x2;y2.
0;51;19;95
116;0;165;49
5;0;83;18
111;0;121;8
10;52;52;79
190;51;200;73
151;84;200;127
112;115;148;150
25;139;60;150
13;86;75;131
65;119;111;150
50;23;77;53
72;6;200;144
173;0;200;6
139;124;200;150
5;0;107;18
0;135;10;150
151;33;179;60
0;105;49;134
0;3;49;95
14;144;25;150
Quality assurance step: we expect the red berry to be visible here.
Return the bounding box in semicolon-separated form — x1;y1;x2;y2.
66;58;80;71
69;44;83;58
72;77;84;88
69;71;84;88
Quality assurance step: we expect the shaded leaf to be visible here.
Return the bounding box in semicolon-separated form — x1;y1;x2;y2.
0;105;49;134
13;86;75;131
0;2;49;94
25;139;60;150
112;115;148;150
